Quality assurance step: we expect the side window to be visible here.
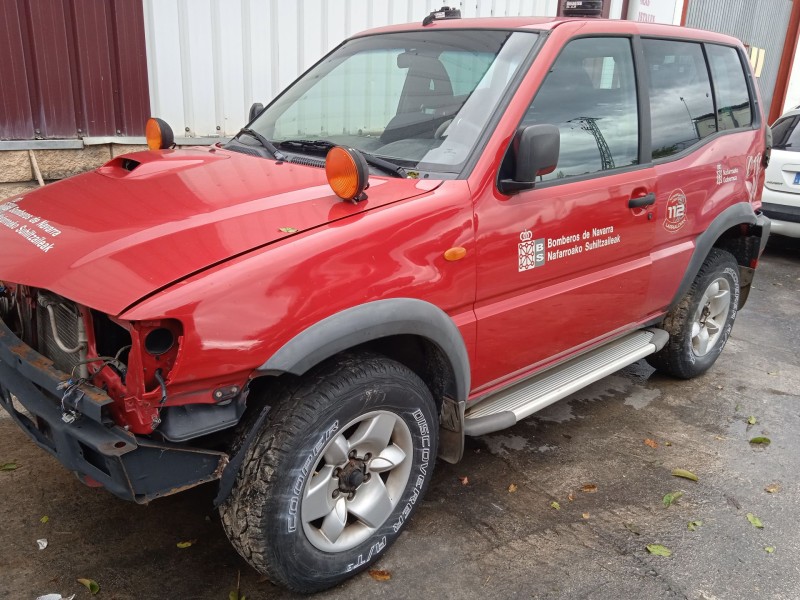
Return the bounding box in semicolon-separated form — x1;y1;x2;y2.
706;44;752;131
522;37;639;181
643;39;715;159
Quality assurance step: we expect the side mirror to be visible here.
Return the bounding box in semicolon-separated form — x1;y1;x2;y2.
248;102;265;123
499;124;560;194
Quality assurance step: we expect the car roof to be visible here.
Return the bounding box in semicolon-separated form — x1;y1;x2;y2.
353;17;744;47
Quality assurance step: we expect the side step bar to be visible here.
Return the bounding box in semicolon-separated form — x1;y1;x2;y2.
463;328;669;437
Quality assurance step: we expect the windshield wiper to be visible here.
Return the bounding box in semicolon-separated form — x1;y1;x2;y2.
279;139;335;153
278;139;408;178
235;128;287;162
360;151;408;179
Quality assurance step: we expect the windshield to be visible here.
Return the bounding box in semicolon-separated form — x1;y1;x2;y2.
249;30;539;175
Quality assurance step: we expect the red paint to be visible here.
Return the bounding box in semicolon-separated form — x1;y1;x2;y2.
80;475;105;488
0;0;149;140
0;18;766;436
0;148;440;317
681;0;690;26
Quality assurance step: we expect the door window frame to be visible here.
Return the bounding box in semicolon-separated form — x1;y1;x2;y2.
705;43;754;133
495;32;762;192
640;36;760;165
496;34;650;192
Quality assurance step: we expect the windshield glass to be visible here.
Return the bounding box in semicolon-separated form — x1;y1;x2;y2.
250;30;539;175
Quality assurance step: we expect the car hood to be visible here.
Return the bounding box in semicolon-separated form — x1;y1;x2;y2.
0;147;440;315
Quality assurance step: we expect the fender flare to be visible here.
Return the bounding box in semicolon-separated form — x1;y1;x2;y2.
668;202;765;311
257;298;471;402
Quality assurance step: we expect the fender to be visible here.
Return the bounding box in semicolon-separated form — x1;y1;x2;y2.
668;203;767;311
257;298;471;402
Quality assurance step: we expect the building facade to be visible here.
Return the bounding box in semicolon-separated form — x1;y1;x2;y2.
1;0;798;183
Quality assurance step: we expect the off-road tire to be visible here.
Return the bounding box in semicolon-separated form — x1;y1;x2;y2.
219;355;438;593
647;248;740;379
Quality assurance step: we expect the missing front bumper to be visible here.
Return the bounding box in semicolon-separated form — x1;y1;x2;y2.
0;318;227;503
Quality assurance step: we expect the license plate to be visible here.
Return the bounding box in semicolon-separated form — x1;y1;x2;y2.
566;1;581;7
794;172;800;185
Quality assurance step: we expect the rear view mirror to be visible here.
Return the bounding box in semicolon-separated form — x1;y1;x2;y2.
499;124;560;194
248;102;265;123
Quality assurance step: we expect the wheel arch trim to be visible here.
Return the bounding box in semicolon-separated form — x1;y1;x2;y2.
669;203;767;311
256;298;471;402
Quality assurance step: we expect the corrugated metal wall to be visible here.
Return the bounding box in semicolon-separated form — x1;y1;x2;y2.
0;0;151;141
143;0;559;139
783;38;800;114
685;0;792;116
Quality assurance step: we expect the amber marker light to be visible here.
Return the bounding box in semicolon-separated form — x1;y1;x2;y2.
145;117;175;151
325;146;369;202
444;247;467;261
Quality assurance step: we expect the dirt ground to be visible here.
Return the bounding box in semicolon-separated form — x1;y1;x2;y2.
1;236;798;600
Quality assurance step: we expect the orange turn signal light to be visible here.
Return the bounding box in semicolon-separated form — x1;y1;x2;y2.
444;247;467;261
145;117;175;151
325;146;369;202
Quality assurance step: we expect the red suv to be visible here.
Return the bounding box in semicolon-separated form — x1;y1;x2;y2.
0;11;770;593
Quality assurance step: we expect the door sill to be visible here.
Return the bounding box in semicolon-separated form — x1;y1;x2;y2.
463;328;668;436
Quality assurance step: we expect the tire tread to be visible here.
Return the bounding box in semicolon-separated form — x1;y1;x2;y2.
220;355;435;592
646;248;739;379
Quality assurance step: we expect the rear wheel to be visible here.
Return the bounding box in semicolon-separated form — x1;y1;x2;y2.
220;355;438;593
647;248;740;379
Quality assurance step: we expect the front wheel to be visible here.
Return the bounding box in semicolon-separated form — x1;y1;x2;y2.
647;248;740;379
220;356;438;593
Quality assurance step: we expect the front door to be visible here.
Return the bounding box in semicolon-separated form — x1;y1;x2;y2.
472;36;657;392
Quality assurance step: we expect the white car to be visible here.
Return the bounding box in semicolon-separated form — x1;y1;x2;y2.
763;109;800;237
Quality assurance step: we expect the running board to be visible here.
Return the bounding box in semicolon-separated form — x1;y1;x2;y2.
463;328;669;437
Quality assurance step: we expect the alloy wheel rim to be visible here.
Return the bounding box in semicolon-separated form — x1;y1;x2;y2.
301;410;413;552
690;276;731;357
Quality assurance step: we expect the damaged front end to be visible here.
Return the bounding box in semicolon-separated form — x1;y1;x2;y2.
0;283;233;503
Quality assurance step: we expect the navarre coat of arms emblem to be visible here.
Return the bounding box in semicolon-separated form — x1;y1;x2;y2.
518;229;545;271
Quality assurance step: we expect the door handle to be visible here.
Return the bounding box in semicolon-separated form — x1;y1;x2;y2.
628;192;656;208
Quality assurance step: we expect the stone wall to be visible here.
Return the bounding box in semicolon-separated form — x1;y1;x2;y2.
0;182;38;202
0;144;149;185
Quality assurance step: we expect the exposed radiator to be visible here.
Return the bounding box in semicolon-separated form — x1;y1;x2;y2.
36;297;83;375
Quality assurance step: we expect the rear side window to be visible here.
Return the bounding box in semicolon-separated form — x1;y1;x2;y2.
706;44;752;131
771;116;800;151
643;39;715;159
522;37;639;181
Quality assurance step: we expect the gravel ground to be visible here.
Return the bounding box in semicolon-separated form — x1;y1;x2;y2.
0;235;797;600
